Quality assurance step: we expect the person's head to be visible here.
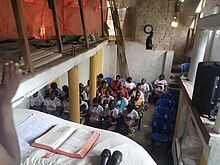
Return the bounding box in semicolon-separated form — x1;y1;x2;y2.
126;103;134;113
116;75;121;81
87;80;90;86
80;104;87;111
50;82;58;90
62;85;69;93
159;74;165;80
109;100;115;110
135;91;141;100
141;78;146;85
33;92;38;98
98;73;104;80
119;82;125;89
127;77;132;83
50;91;56;100
103;99;109;107
136;83;141;91
101;80;108;87
79;83;84;92
93;97;99;107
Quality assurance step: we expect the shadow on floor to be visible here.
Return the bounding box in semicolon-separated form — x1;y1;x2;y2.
134;103;174;165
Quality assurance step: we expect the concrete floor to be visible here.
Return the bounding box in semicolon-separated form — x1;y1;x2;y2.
133;103;174;165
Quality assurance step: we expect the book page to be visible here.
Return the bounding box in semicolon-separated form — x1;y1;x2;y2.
58;129;94;154
34;124;76;150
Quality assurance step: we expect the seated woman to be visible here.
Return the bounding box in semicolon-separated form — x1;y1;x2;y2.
123;104;139;139
125;77;136;92
114;82;129;99
30;91;45;111
87;97;104;128
44;91;62;116
115;91;128;114
110;75;121;92
60;85;69;100
154;74;168;99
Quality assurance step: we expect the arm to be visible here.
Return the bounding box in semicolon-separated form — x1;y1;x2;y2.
0;62;21;165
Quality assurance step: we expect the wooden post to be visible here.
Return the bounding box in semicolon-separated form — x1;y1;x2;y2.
100;0;104;37
68;66;80;123
78;0;89;49
89;55;97;104
48;0;63;53
11;0;34;72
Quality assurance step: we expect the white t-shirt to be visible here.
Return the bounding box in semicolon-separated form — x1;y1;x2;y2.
111;108;119;119
154;79;167;90
131;90;145;100
45;97;61;111
101;95;114;104
80;101;89;111
62;100;70;113
81;91;89;101
125;82;136;91
89;105;104;122
30;94;45;107
125;109;139;126
140;83;150;93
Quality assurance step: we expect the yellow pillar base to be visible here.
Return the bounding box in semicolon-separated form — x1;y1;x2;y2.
68;66;80;123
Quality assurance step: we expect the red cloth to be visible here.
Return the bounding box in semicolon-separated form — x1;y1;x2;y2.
0;0;107;40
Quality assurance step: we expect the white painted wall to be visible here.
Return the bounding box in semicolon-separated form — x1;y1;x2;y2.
210;30;220;61
103;42;117;78
103;41;174;83
78;59;90;85
125;42;174;83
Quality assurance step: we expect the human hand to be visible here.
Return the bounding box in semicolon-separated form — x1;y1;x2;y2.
0;61;22;104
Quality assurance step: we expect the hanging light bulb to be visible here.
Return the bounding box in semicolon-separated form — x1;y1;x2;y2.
171;17;178;28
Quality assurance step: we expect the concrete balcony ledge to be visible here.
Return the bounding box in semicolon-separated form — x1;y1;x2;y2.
12;40;108;107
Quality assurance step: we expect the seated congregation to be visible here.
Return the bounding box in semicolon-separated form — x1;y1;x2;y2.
29;73;175;139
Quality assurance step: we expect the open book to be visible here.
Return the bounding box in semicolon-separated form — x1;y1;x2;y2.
32;124;100;159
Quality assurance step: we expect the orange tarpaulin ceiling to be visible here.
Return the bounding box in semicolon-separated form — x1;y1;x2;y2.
0;0;107;40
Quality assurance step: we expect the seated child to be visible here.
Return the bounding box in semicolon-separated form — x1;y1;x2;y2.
114;82;129;99
125;77;136;91
45;91;62;116
110;75;121;92
30;91;45;111
98;80;112;97
108;100;119;125
123;104;139;139
79;83;89;102
116;91;128;114
154;74;168;98
130;83;145;100
97;73;104;87
60;85;69;100
88;97;104;128
50;82;62;96
61;95;70;120
101;90;114;104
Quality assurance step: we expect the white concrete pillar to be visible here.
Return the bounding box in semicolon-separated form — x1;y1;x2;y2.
188;30;209;82
203;30;215;61
214;107;220;133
